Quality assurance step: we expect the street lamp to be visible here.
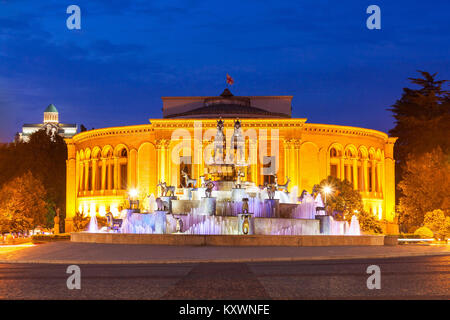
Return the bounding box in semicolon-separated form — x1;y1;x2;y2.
128;188;139;211
322;185;332;212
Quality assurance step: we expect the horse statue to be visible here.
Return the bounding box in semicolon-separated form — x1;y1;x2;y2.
175;217;184;233
200;175;212;188
105;212;123;231
205;181;215;198
156;197;169;211
277;176;291;193
266;184;277;200
213;118;225;162
181;170;197;188
157;181;175;197
235;169;245;189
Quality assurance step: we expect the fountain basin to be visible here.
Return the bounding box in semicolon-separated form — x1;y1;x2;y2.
71;233;386;246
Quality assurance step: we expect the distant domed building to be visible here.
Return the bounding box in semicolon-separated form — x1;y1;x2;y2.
18;104;77;142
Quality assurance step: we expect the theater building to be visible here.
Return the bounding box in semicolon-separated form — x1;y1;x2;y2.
64;89;397;232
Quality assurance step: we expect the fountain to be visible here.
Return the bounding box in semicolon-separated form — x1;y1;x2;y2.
87;214;98;233
346;215;361;235
83;117;362;239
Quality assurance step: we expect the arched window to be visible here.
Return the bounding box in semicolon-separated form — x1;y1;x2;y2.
329;147;339;178
330;148;338;158
119;148;128;190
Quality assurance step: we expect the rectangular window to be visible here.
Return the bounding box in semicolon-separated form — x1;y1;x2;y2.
330;164;338;178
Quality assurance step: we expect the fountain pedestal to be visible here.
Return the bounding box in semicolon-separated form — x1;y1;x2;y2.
200;197;216;216
182;188;194;200
154;210;168;234
160;196;177;213
315;215;332;235
264;199;280;218
231;188;247;201
238;213;254;235
192;188;206;200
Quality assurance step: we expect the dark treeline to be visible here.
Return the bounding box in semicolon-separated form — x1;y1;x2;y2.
0;130;67;230
389;71;450;231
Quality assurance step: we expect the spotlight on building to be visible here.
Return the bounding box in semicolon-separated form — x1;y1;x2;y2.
322;185;333;208
128;188;140;211
129;188;139;198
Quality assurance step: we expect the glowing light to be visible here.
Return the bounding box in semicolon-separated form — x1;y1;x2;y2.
129;188;138;198
323;186;332;194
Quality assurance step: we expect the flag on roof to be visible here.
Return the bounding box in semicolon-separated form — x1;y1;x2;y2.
226;73;234;85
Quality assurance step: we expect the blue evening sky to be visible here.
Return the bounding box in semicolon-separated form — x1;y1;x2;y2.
0;0;449;142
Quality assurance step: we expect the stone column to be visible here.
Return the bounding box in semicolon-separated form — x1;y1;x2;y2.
384;138;397;221
363;159;368;192
101;158;107;192
371;159;376;194
164;140;171;184
156;139;164;183
352;158;358;190
293;139;301;191
84;161;89;192
250;138;258;185
377;162;383;194
65;140;77;233
339;156;345;180
283;139;290;181
108;160;113;190
79;161;84;192
91;159;97;192
129;149;137;189
113;156;119;192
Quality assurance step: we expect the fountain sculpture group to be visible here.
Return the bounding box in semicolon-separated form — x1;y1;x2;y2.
89;118;360;236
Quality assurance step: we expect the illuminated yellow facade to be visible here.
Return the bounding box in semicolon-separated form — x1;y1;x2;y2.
64;92;397;232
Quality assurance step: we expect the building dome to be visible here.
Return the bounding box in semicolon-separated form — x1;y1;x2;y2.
44;104;58;113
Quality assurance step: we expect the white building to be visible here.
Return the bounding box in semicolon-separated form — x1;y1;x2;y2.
18;104;77;142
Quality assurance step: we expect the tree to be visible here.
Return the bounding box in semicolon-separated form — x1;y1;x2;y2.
314;176;363;219
313;176;382;233
423;209;450;240
0;172;48;233
388;71;450;204
398;148;450;231
0;130;67;221
389;71;449;166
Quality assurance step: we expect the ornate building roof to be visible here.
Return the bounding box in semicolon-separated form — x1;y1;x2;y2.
164;89;291;119
44;104;58;113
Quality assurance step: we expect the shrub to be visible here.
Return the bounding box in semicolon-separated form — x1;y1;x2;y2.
31;233;70;243
424;209;450;240
413;226;434;238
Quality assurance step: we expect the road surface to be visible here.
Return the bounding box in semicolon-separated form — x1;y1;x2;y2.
0;256;448;299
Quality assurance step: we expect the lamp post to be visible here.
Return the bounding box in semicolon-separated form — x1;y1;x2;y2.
128;188;139;211
323;185;332;214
